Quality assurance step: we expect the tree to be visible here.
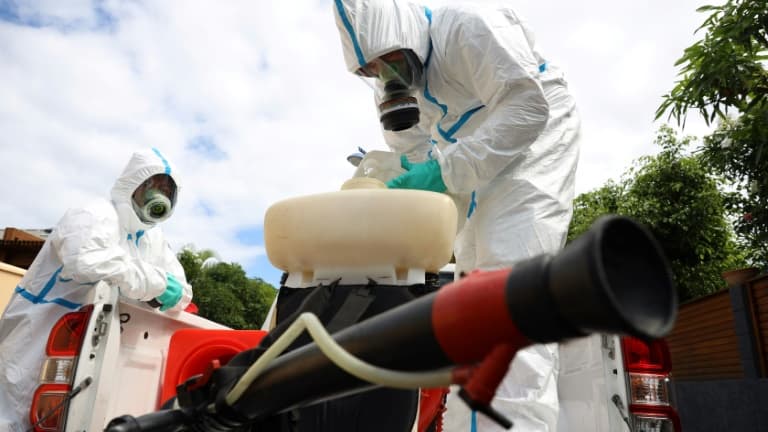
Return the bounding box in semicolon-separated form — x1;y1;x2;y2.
568;126;746;301
656;0;768;266
177;248;277;329
656;1;768;124
567;180;623;243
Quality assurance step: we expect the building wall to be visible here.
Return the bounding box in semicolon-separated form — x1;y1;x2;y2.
0;227;47;269
0;262;24;312
2;227;44;242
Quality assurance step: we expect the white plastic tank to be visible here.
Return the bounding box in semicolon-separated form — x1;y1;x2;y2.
264;175;457;287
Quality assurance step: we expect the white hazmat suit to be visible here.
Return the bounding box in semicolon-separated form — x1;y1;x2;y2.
0;148;192;431
333;1;581;431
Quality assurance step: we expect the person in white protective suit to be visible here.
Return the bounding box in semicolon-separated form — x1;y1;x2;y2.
332;1;581;431
0;148;192;431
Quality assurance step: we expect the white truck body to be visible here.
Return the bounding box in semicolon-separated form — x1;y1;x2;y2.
53;277;673;431
63;282;228;431
559;335;632;432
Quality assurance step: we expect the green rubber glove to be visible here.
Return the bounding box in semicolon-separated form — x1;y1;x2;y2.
386;155;447;193
156;273;183;311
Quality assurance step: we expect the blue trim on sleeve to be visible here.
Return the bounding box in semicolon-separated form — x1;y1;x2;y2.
151;147;172;175
539;62;547;73
135;230;145;246
467;191;478;218
334;0;367;68
424;7;432;24
471;410;477;432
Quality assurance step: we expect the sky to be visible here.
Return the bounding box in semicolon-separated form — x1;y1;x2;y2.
0;0;715;288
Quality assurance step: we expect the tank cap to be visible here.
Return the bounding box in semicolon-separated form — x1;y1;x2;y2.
341;177;387;190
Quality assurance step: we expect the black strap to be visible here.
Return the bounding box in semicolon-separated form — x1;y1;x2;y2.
325;284;376;334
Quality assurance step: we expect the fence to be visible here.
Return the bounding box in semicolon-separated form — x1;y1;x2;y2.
666;273;768;380
665;273;768;431
751;275;768;377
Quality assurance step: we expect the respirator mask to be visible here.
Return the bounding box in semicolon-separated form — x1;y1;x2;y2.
356;49;424;132
131;174;178;225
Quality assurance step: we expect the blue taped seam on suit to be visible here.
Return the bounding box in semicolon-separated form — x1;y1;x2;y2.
15;266;83;310
334;0;367;68
422;39;485;144
421;25;483;218
445;105;485;141
151;147;172;175
467;191;478;218
37;266;63;300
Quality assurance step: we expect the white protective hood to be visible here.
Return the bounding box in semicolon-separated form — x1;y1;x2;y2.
111;148;181;234
333;0;431;72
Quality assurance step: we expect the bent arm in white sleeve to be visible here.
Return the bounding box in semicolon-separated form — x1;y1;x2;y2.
438;11;549;194
52;205;167;301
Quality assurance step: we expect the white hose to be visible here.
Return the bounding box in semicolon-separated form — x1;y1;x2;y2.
225;312;453;405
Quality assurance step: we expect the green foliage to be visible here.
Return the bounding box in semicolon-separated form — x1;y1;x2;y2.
656;0;768;125
701;113;768;265
656;0;768;267
567;181;623;243
568;126;747;302
177;248;277;329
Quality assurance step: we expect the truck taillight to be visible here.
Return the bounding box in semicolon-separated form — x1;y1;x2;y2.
621;337;681;431
30;384;70;431
622;336;671;374
30;305;94;432
46;309;91;356
627;373;670;405
629;404;682;432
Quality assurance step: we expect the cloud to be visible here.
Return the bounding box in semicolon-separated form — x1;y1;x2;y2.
0;0;115;31
187;135;228;161
0;0;715;287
